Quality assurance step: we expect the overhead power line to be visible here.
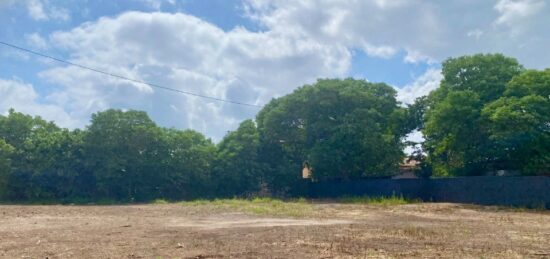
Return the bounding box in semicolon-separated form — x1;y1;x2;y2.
0;41;263;108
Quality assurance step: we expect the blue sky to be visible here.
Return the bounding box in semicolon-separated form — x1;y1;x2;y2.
0;0;549;140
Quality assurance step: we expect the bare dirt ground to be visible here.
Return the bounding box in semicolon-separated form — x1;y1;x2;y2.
1;203;549;258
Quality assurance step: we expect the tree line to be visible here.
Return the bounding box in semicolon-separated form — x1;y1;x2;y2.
0;53;548;202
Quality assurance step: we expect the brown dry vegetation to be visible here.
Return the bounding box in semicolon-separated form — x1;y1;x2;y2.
1;202;549;258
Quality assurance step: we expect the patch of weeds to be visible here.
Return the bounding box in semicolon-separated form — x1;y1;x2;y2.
182;199;211;206
152;199;169;204
180;197;314;217
290;197;308;203
340;193;421;206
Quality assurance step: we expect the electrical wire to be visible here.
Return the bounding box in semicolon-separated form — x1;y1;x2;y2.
0;41;263;108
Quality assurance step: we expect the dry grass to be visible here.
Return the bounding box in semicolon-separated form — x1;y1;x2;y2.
1;203;549;258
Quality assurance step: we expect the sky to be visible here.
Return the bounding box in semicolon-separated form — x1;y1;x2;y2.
0;0;549;141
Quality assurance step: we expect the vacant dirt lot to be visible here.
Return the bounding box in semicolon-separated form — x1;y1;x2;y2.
1;202;549;258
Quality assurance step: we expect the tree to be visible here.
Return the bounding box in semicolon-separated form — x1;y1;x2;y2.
0;109;59;149
0;108;219;202
83;109;216;201
213;119;264;197
256;79;408;192
406;96;429;131
0;139;14;199
482;69;550;174
0;110;67;200
157;128;216;200
83;109;160;201
437;53;524;102
14;128;87;200
422;54;524;176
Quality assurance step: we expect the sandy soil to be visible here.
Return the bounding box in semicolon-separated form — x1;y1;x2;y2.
1;203;549;258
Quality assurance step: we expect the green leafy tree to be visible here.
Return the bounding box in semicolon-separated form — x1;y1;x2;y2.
0;110;66;200
482;69;550;174
157;128;216;200
213;119;264;197
0;139;14;199
83;109;216;201
0;109;60;150
83;109;160;201
437;53;524;102
406;96;429;131
17;128;87;200
257;79;408;192
422;54;524;176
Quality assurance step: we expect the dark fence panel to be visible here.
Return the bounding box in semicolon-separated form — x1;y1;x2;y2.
307;176;550;208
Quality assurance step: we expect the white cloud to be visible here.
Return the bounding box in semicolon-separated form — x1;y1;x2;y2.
404;49;437;64
396;68;442;105
41;11;350;139
48;5;70;21
0;78;78;127
244;0;441;62
362;43;398;59
466;29;484;40
27;0;47;20
25;33;48;49
405;130;425;144
26;0;70;21
492;0;547;41
494;0;545;26
139;0;176;11
244;0;550;69
140;0;162;10
404;129;425;154
6;1;550;141
399;69;436;150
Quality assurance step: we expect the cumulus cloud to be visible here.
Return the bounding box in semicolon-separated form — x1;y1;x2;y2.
0;78;77;127
41;11;350;139
404;49;437;64
244;0;550;68
26;0;70;21
27;0;47;20
396;68;442;105
494;0;545;26
397;68;442;149
25;33;48;49
6;1;550;141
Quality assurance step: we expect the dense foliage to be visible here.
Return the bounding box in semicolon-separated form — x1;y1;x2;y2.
0;109;216;202
0;53;548;202
417;54;549;176
481;69;550;174
212;119;264;197
256;79;409;193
